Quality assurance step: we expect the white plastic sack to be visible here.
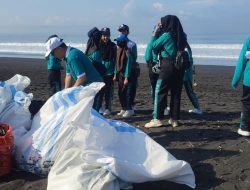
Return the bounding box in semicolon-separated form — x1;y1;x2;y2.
0;91;33;143
47;148;131;190
14;83;104;175
0;74;30;114
47;85;195;189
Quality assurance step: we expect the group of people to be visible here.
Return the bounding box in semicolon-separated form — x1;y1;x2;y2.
45;14;250;138
45;24;139;118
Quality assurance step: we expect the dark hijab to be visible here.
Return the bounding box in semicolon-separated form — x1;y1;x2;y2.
160;15;187;51
85;28;102;56
99;40;116;61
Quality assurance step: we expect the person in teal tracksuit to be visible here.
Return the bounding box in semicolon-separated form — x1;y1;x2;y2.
145;15;187;128
183;43;202;115
45;35;62;96
113;34;136;118
85;27;105;111
232;35;250;137
98;27;117;116
144;32;159;103
45;36;102;88
118;24;139;110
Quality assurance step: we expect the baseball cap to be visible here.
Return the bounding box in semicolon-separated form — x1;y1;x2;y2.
101;27;110;36
114;34;128;42
45;37;63;57
118;24;129;32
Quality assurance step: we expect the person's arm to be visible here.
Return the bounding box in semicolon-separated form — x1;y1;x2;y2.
145;39;153;63
73;75;87;87
124;51;133;85
232;36;250;88
65;74;72;89
151;33;171;53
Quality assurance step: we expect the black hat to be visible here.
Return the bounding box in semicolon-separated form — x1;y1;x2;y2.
87;27;100;38
118;24;129;33
101;27;110;36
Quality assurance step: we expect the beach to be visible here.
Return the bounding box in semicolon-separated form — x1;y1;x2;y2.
0;57;250;190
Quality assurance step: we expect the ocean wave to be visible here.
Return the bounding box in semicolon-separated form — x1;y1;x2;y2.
0;42;241;61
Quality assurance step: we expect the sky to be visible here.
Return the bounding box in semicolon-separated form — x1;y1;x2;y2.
0;0;249;43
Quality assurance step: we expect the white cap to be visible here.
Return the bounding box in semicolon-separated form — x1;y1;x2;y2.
45;37;64;57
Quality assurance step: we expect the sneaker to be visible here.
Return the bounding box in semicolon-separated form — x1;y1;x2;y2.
103;109;111;116
117;110;126;116
237;128;250;137
172;121;178;128
99;106;105;114
145;119;163;128
168;118;173;125
168;118;178;127
189;108;202;115
122;110;135;118
164;107;170;116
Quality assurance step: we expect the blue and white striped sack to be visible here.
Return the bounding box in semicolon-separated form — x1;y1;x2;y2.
14;82;104;176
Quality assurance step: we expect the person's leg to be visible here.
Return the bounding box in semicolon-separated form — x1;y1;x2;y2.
117;74;126;115
155;60;175;120
184;80;200;109
145;59;173;128
48;70;57;96
54;70;62;93
239;85;250;136
170;69;184;122
104;75;114;112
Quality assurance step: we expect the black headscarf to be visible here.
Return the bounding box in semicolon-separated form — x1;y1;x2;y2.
85;28;102;56
161;15;187;51
99;40;116;61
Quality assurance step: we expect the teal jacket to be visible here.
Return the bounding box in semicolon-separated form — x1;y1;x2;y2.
183;45;194;81
88;50;102;63
144;37;158;64
232;35;250;87
114;49;133;78
65;48;103;85
47;54;62;70
151;32;177;59
102;45;117;76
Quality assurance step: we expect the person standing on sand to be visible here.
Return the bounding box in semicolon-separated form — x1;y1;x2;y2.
118;24;139;111
85;27;105;111
45;35;63;96
45;36;102;89
98;27;117;116
183;41;202;115
113;34;135;117
145;25;170;116
232;35;250;137
145;15;187;128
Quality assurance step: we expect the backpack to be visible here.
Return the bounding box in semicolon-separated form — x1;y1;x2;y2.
174;50;191;70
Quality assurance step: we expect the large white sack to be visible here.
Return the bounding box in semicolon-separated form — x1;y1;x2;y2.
14;83;104;175
47;148;132;190
47;83;195;189
0;74;30;114
71;110;195;189
0;91;33;143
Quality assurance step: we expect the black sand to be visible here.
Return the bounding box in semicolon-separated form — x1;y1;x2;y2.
0;57;250;190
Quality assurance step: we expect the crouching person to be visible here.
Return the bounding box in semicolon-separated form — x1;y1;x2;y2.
45;36;103;96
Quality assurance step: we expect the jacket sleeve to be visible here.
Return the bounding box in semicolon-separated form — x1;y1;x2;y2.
124;52;133;78
144;38;153;63
151;33;170;54
232;36;250;87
